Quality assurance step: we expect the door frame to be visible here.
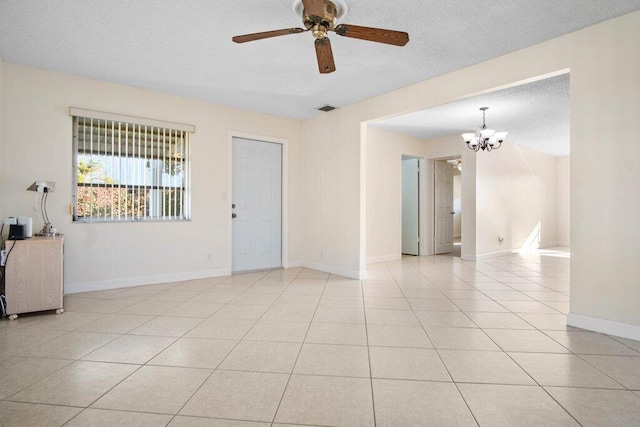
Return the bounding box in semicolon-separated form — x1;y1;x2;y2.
400;153;428;256
228;132;289;271
433;158;456;255
427;151;465;257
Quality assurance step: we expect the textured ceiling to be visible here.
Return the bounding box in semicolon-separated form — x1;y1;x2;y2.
0;1;639;121
371;74;571;157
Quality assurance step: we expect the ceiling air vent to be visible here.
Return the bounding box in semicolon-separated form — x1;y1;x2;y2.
317;105;338;112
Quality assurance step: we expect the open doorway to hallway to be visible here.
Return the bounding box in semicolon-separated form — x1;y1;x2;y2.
450;159;462;258
401;155;423;256
433;157;462;257
366;72;570;265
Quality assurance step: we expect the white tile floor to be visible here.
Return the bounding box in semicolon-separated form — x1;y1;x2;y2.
1;247;640;426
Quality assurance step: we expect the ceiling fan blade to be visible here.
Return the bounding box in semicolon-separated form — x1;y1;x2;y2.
302;0;325;19
315;38;336;74
334;24;409;46
232;28;305;43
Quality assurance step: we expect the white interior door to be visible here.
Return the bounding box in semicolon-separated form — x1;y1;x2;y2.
232;138;282;272
434;160;454;254
402;158;419;255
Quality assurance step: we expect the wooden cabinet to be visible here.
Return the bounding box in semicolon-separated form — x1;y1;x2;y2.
4;236;64;319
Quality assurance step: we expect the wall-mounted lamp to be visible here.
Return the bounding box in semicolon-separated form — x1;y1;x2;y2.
27;180;59;236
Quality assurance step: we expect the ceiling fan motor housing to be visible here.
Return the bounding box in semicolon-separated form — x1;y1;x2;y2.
304;0;339;38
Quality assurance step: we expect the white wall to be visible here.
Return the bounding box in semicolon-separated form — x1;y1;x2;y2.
366;128;422;263
475;141;559;256
0;56;3;221
557;156;570;246
366;127;559;261
306;12;640;336
0;63;305;292
366;127;477;262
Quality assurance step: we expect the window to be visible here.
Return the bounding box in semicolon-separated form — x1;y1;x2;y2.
71;109;193;222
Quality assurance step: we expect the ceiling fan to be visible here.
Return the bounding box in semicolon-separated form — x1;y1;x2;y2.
232;0;409;74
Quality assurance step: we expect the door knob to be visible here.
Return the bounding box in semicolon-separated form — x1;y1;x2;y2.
232;204;236;209
451;211;455;215
232;213;237;219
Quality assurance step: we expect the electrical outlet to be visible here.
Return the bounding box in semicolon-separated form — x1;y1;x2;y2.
1;249;6;266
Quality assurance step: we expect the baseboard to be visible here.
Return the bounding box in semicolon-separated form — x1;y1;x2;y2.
454;233;461;238
514;242;570;252
466;250;512;262
538;241;558;249
66;259;366;294
288;260;365;280
367;254;402;264
286;260;366;280
287;260;305;269
64;268;231;294
567;312;640;341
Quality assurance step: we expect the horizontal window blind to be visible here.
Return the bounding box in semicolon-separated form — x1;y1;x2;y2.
72;115;191;222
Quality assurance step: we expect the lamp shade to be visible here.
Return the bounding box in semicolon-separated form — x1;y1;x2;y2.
461;133;475;143
493;132;508;142
480;129;495;139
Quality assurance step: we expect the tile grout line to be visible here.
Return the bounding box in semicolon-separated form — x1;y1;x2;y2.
398;257;481;427
269;268;327;425
166;268;301;425
396;253;583;425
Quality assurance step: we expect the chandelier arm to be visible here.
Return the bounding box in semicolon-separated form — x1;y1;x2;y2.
461;107;505;152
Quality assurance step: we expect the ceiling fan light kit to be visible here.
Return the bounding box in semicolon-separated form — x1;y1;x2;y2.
461;107;507;152
232;0;409;74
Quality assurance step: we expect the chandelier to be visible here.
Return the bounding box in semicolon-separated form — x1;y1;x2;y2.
461;107;507;152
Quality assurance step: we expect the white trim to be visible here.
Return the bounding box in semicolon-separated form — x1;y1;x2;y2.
512;242;570;253
359;123;368;278
466;249;512;261
69;107;195;133
567;312;640;341
289;260;366;280
538;241;558;249
64;268;230;294
367;254;402;264
228;132;289;273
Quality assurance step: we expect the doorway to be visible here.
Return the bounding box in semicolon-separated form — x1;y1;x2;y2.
434;158;461;255
402;157;420;255
449;159;463;257
231;137;283;272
